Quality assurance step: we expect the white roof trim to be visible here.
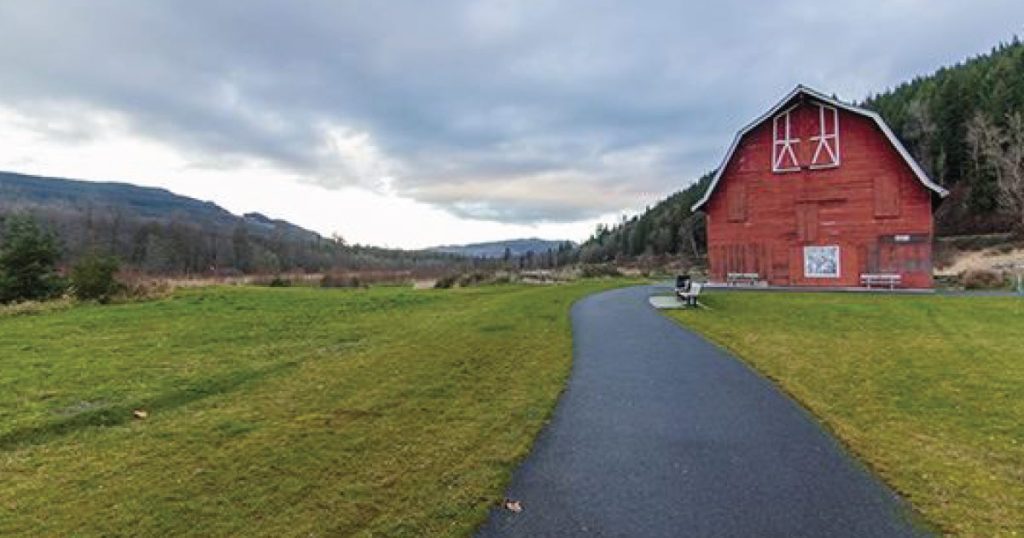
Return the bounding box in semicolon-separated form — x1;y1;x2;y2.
691;85;949;212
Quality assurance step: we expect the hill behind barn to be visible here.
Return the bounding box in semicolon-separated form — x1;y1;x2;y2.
862;38;1024;235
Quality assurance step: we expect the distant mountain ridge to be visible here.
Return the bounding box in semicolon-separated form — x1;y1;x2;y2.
0;171;318;241
2;171;227;219
428;238;574;258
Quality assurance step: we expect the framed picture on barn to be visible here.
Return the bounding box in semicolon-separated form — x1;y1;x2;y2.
804;246;840;278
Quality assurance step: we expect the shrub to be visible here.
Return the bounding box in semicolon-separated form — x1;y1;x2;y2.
70;253;122;302
579;263;622;278
962;269;1007;289
0;215;65;303
490;274;512;285
268;276;291;287
117;277;174;302
433;271;506;289
434;274;459;289
320;273;361;288
457;271;490;287
320;270;411;289
992;244;1017;255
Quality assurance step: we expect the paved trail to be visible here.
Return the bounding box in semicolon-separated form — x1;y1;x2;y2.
478;285;928;537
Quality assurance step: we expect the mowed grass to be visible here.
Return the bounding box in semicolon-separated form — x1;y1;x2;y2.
669;292;1024;536
0;281;628;536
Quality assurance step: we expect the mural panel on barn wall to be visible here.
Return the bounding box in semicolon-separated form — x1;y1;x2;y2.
803;245;840;278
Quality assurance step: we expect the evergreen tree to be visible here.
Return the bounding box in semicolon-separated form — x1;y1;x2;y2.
0;215;65;303
70;252;121;302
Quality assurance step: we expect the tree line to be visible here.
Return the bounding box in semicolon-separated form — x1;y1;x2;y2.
0;204;475;277
0;207;592;304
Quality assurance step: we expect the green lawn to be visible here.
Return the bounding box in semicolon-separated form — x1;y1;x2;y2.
0;281;628;536
668;291;1024;536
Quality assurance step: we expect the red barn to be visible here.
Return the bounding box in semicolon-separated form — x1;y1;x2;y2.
692;86;949;289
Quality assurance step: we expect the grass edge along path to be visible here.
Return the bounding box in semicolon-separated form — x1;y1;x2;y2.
0;280;638;537
668;291;1024;536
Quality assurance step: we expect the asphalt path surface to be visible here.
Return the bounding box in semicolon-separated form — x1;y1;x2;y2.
477;285;929;537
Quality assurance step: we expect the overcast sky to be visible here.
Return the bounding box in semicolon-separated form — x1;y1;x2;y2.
0;1;1021;248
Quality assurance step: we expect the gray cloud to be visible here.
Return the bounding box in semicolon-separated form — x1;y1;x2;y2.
0;0;1021;222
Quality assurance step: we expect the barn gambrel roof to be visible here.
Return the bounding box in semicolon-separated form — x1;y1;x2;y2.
691;85;949;212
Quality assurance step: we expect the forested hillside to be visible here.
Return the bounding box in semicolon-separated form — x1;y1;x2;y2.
581;38;1024;265
577;173;712;266
0;171;460;275
863;38;1024;234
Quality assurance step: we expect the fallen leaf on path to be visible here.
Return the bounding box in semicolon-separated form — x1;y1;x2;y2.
502;499;523;513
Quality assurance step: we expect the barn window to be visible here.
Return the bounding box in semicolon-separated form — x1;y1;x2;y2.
809;104;840;168
772;106;800;172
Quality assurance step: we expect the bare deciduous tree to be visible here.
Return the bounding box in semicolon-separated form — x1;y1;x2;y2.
967;112;1024;230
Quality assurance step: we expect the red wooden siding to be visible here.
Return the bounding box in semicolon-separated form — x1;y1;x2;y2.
704;99;935;289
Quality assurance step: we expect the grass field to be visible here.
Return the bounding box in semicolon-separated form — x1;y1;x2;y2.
0;281;629;536
669;292;1024;536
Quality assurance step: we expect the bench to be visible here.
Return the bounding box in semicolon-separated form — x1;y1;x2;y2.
860;273;901;290
726;272;760;286
675;282;702;307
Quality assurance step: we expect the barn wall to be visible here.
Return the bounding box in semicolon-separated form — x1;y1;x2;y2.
705;102;935;288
